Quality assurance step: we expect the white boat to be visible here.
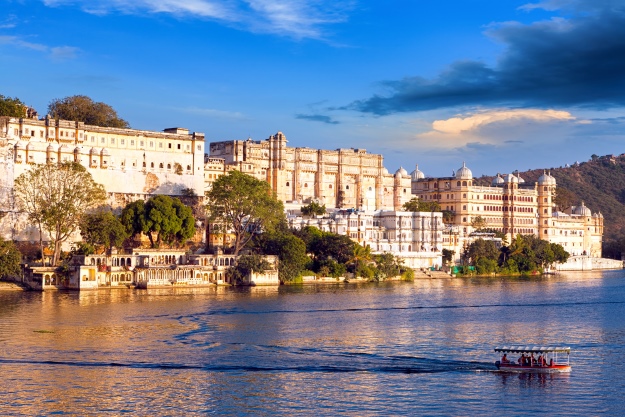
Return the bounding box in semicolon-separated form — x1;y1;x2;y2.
494;346;571;373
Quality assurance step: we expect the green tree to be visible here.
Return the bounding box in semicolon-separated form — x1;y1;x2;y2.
463;238;499;267
373;252;403;279
256;231;309;283
471;215;487;231
442;248;454;265
403;197;442;212
301;201;326;217
348;244;373;276
121;200;149;240
228;254;271;285
14;162;107;266
309;232;355;265
0;94;26;117
48;95;129;128
79;211;130;252
0;237;21;279
206;170;284;257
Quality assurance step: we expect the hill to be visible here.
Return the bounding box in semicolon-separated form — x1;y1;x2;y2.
475;154;625;254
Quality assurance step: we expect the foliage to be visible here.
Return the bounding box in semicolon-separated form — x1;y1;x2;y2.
47;95;129;128
79;211;129;251
70;242;96;256
403;197;442;212
121;200;148;239
461;235;569;275
347;244;373;275
0;94;26;117
206;170;284;256
255;231;309;283
0;237;22;279
121;196;195;248
442;210;455;224
228;254;271;285
301;201;326;216
373;252;402;279
470;215;487;231
14;162;107;266
442;249;454;265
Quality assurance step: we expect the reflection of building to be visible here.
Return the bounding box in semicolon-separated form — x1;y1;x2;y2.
288;209;443;269
21;249;279;290
411;163;604;261
209;132;412;210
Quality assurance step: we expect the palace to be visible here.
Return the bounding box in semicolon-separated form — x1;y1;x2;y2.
411;162;604;260
208;132;412;211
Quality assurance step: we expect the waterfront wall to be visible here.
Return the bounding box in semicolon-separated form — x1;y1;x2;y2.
555;256;623;271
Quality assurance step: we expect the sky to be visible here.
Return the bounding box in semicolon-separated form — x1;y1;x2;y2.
2;0;625;178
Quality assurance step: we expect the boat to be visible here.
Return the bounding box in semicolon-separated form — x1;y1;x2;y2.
494;346;571;373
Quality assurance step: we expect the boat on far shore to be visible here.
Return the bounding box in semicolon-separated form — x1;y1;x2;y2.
494;346;571;373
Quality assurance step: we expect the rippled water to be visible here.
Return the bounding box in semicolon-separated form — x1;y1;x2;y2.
1;270;624;416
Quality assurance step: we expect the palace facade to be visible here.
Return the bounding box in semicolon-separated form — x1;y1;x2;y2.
209;132;412;210
411;163;604;260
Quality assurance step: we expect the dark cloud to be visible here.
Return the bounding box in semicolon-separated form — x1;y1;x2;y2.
295;113;340;124
349;3;625;114
504;140;524;144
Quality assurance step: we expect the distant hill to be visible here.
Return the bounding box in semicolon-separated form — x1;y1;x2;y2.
475;154;625;243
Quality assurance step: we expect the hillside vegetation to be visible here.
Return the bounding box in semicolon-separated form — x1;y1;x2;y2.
475;154;625;255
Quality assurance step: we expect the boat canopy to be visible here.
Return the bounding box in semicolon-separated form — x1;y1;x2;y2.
494;346;570;354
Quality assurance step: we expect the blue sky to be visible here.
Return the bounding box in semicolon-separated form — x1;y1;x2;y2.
2;0;625;177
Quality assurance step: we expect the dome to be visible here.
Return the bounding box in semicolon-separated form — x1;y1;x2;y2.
14;142;25;150
381;168;389;175
395;166;408;176
411;164;425;180
455;162;473;179
503;173;518;183
100;148;110;156
538;170;556;185
59;145;71;153
46;144;56;152
517;174;525;184
90;147;99;154
26;142;37;150
491;174;504;186
574;201;592;216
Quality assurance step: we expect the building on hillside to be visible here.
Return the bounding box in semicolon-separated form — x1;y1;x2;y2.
0;114;206;242
209;132;412;210
287;209;443;269
411;163;604;261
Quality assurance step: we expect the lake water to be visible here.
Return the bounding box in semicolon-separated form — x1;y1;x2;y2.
1;270;624;416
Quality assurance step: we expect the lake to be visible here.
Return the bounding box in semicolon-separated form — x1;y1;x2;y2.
1;270;624;416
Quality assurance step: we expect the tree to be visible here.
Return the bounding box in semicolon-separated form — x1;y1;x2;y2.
0;237;21;279
14;162;107;266
48;95;129;128
121;200;149;240
403;197;441;212
301;201;326;217
121;196;195;248
228;254;271;285
348;244;373;276
206;170;284;257
463;238;499;266
256;231;309;283
79;211;129;252
0;94;26;117
442;249;454;265
471;215;487;231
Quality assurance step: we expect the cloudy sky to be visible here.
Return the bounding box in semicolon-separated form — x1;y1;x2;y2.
2;0;625;177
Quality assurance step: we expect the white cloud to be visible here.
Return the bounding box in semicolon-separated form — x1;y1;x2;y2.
41;0;354;40
0;35;80;60
432;109;576;134
43;0;355;39
177;106;246;120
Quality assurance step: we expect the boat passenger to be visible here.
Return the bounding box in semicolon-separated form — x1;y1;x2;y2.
502;354;508;363
530;353;536;366
537;355;544;366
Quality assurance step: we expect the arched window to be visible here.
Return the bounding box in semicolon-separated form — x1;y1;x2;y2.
167;164;171;169
159;163;163;169
304;183;308;188
462;181;467;186
457;181;461;186
329;184;332;189
346;185;350;190
286;182;290;186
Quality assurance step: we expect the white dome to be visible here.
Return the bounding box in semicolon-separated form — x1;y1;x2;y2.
395;166;408;176
90;147;99;154
574;202;592;216
59;145;71;152
517;174;525;184
100;148;110;156
411;164;425;180
14;142;25;150
538;170;556;185
492;174;504;186
46;144;56;152
455;162;473;179
503;173;518;183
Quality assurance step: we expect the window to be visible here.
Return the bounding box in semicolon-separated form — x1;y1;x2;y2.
121;139;125;145
197;145;201;150
143;162;146;167
286;182;290;186
457;181;461;186
187;165;191;170
150;162;154;168
131;140;135;146
150;141;154;147
168;143;172;149
140;141;144;147
40;131;44;138
329;184;332;189
159;163;164;168
101;137;105;143
544;197;548;202
544;209;548;214
159;143;163;148
304;183;308;188
167;164;171;169
177;144;181;150
346;185;350;190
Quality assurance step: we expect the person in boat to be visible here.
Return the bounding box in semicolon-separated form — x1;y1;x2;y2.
502;354;509;363
530;353;536;366
518;354;523;365
537;354;544;366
